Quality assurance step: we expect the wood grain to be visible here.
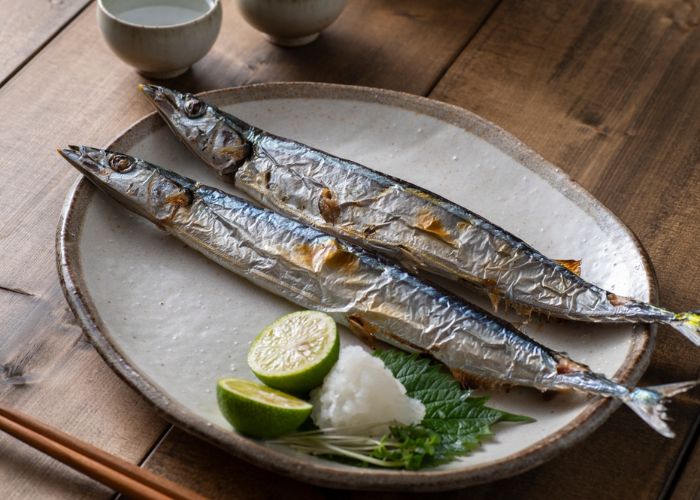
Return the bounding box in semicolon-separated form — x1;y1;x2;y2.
0;286;165;499
168;0;499;95
0;1;498;497
140;0;700;498
671;419;700;499
142;428;326;500
428;0;700;498
0;0;91;87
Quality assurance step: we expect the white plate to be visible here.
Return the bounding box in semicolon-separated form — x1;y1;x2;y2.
57;83;655;491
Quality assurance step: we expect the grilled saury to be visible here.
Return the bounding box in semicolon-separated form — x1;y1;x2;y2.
139;84;700;346
59;145;697;437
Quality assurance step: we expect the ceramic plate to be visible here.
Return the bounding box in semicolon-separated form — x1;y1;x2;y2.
57;83;656;491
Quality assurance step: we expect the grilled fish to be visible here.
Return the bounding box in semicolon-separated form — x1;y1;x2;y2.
59;145;696;437
139;84;700;345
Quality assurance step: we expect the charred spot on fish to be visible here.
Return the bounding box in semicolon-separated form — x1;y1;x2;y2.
216;142;250;166
108;154;133;172
255;170;272;190
290;243;315;270
555;259;582;276
320;241;359;273
414;210;454;244
450;369;505;390
165;188;193;207
318;187;341;224
289;240;359;274
556;356;589;374
456;220;472;231
347;315;377;348
183;98;206;118
607;292;631;307
363;225;378;236
213;129;251;173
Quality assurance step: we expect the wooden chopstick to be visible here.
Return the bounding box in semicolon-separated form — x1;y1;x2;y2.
0;404;205;500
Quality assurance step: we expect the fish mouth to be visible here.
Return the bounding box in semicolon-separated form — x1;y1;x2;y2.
58;145;105;176
58;145;155;222
139;84;180;118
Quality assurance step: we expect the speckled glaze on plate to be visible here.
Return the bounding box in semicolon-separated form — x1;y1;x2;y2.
57;83;657;491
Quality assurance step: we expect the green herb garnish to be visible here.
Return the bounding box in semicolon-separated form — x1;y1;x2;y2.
272;349;533;469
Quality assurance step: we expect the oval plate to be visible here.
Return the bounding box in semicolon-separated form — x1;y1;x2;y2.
57;83;656;491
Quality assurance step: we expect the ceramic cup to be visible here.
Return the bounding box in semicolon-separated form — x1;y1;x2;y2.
237;0;346;47
97;0;222;79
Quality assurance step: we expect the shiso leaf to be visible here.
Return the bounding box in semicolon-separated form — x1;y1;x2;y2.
375;350;533;455
273;349;532;469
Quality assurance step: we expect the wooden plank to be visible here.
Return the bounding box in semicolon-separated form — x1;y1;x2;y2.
670;419;700;500
172;0;498;95
141;428;326;500
140;0;700;498
0;0;91;87
0;1;498;497
426;0;700;498
142;1;700;500
0;293;165;499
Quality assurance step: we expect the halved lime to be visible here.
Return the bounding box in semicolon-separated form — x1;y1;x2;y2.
217;378;312;438
247;311;339;394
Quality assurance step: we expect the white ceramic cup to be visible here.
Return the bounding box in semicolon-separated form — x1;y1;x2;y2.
237;0;347;47
97;0;222;79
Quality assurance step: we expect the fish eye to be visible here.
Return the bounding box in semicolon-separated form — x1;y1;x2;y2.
108;154;133;172
184;98;206;118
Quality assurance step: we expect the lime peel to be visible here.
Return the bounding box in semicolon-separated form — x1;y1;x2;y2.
247;310;339;393
217;378;312;438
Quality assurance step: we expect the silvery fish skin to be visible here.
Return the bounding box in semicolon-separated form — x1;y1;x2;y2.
139;84;700;346
59;145;696;437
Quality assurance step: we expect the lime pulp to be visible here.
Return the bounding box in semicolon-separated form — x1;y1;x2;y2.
247;311;339;394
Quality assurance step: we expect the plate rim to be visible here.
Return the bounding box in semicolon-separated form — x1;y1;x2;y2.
56;82;657;491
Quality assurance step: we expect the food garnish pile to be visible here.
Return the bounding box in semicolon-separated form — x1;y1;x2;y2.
216;311;531;470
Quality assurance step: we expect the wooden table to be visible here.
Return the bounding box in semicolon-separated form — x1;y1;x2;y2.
1;1;698;498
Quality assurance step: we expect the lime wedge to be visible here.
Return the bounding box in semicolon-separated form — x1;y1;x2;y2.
217;378;312;438
247;311;339;394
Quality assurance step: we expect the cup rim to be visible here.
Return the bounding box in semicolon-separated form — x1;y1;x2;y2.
97;0;220;29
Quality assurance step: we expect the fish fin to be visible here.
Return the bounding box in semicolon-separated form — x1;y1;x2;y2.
669;312;700;346
555;259;582;275
623;380;699;438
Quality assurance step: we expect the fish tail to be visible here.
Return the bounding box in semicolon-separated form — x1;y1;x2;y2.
668;312;700;346
623;380;698;438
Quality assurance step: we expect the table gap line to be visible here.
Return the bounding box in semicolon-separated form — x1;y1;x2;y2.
424;0;503;98
0;0;94;91
111;425;174;500
659;409;700;500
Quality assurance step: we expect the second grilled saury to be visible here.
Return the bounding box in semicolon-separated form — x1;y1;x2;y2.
59;145;696;437
139;84;700;345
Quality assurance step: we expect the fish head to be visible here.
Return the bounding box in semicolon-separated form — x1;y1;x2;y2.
139;84;250;176
59;146;195;225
